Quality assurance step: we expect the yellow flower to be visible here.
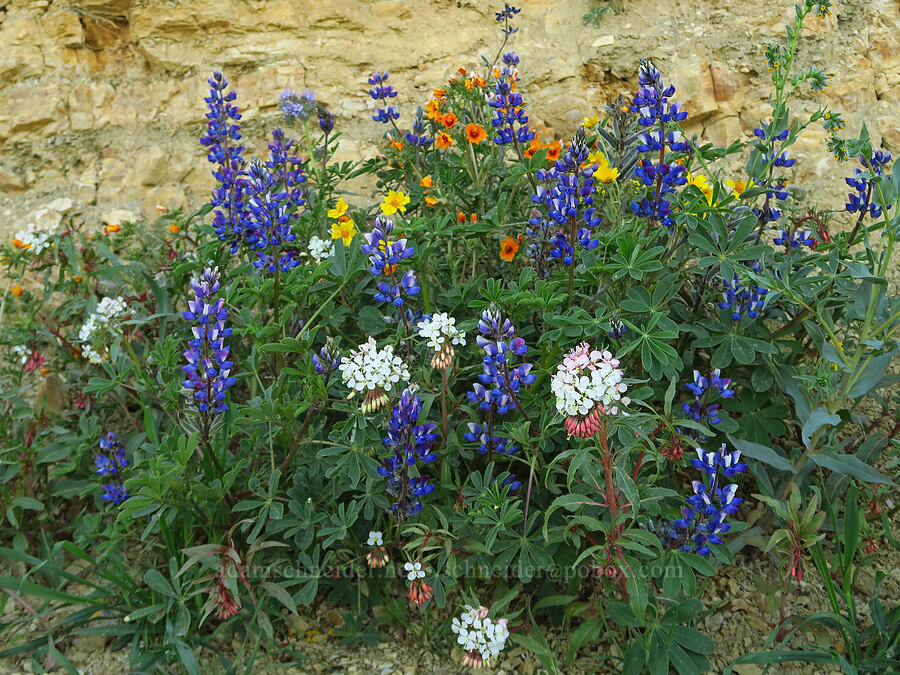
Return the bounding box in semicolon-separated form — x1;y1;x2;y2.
829;340;844;371
381;190;410;215
583;115;599;128
686;172;714;205
327;198;349;220
586;150;619;183
331;218;357;246
725;178;756;198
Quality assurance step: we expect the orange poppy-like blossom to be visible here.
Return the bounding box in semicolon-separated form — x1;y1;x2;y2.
11;285;23;297
470;213;478;223
12;238;29;249
473;76;486;88
425;99;442;120
465;79;474;91
545;141;562;162
457;212;466;223
169;224;180;234
420;175;434;188
441;112;458;129
523;139;543;158
465;123;487;144
499;236;520;262
424;197;438;207
457;66;467;76
390;138;404;151
432;88;446;99
436;132;454;150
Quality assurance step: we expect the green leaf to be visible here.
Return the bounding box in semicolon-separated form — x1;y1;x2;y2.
623;639;646;675
143;569;176;598
672;625;714;654
847;352;895;398
47;640;80;675
808;452;892;485
728;436;794;473
800;407;840;448
11;497;44;511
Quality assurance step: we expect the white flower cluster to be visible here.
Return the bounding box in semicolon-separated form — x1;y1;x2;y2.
451;605;509;667
551;343;630;417
12;222;54;255
307;236;334;264
416;312;466;352
78;296;128;364
339;337;410;393
404;561;425;580
11;345;31;365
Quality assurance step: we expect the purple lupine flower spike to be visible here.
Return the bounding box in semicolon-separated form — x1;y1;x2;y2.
182;267;236;414
95;432;129;505
200;71;253;254
378;386;438;519
665;443;746;555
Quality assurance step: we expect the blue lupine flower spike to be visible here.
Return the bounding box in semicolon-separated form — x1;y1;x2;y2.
95;432;129;505
182;266;236;414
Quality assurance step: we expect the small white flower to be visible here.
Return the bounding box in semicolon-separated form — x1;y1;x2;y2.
339;337;410;394
366;531;383;546
404;561;425;581
416;312;467;351
450;605;509;665
551;343;630;417
307;235;334;264
77;296;128;364
11;345;31;365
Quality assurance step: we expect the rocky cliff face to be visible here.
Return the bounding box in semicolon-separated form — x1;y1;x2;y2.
1;0;898;233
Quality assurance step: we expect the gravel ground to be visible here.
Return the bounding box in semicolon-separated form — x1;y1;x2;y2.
2;526;899;675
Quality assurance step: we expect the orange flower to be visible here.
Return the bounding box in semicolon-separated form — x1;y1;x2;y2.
545;140;562;162
425;99;442;120
169;224;180;234
424;196;438;207
474;76;486;88
420;175;434;188
499;236;520;262
465;79;474;91
436;132;454;150
457;66;467;76
441;112;458;129
432;88;446;99
457;212;466;223
390;138;404;151
10;285;23;297
523;139;542;158
470;213;478;223
104;223;120;235
465;123;487;144
74;275;83;283
12;238;29;249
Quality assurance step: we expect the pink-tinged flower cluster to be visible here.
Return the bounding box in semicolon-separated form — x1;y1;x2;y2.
551;343;630;438
451;605;510;669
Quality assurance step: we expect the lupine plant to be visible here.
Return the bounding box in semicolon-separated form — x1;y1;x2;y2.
1;1;899;673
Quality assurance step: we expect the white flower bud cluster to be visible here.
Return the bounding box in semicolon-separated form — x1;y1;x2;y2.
451;605;509;667
307;236;334;264
416;312;466;352
78;296;128;364
12;221;54;255
551;343;629;417
339;337;409;394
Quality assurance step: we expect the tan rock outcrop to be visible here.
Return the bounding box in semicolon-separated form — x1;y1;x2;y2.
0;0;896;236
